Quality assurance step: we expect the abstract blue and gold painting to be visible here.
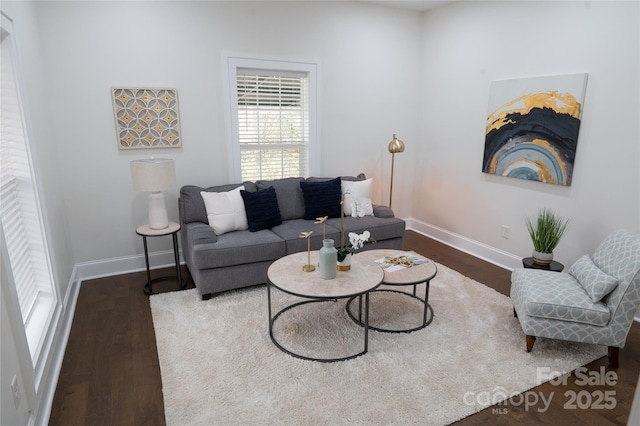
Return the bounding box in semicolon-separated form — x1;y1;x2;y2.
482;73;587;186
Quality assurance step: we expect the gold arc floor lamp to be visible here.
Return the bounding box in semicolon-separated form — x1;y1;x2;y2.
388;134;405;209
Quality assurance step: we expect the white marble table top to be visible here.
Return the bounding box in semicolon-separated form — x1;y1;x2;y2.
354;249;437;285
268;251;383;299
136;222;180;236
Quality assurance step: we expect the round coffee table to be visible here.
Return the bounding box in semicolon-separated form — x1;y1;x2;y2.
267;251;383;362
348;249;437;333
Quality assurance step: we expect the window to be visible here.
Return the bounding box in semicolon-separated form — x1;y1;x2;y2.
1;12;57;362
226;55;319;182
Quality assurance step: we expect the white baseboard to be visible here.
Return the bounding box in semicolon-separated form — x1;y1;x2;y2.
31;265;81;426
74;249;183;281
405;217;523;271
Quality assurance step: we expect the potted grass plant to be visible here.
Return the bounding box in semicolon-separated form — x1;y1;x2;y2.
525;208;570;265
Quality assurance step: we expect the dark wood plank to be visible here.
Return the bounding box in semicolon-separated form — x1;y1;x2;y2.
48;269;190;425
49;231;639;425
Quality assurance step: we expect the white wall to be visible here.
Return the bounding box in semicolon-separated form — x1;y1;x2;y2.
2;1;75;299
1;2;76;424
1;1;638;423
0;2;421;423
32;0;423;266
417;0;639;267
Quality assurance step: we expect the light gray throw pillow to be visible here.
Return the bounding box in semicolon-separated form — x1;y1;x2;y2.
568;254;618;302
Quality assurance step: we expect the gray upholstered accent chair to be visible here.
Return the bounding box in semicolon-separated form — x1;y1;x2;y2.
511;229;640;367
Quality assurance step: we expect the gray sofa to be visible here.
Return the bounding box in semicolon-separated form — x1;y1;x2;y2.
179;174;406;300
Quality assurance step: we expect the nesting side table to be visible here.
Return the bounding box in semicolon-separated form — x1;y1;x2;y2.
349;249;438;333
136;222;186;295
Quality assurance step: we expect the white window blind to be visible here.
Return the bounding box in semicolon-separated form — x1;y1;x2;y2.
236;69;310;182
1;20;56;360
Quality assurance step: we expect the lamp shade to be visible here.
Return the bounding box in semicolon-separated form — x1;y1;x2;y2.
388;134;405;154
131;158;176;192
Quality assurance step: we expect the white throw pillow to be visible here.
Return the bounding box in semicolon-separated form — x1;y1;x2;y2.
350;198;373;218
342;179;374;217
200;186;248;235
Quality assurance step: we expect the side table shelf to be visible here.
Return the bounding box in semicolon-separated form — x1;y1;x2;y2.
136;222;186;295
522;257;564;272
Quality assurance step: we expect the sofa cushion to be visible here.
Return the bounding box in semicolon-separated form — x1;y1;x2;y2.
511;269;611;327
270;219;342;255
191;229;285;269
300;177;342;220
241;186;283;232
200;186;248;235
256;177;305;221
326;215;406;247
342;178;374;217
568;254;619;302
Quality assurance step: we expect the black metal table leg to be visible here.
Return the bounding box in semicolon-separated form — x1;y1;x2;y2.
137;223;185;295
364;291;370;353
423;281;430;325
267;281;272;335
346;280;434;333
172;233;185;289
268;286;372;362
143;236;153;295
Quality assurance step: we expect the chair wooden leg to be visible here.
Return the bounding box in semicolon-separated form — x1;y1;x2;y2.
608;346;619;368
526;335;536;352
513;307;518;318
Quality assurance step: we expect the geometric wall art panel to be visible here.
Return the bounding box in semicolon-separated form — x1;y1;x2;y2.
112;87;182;150
481;73;587;186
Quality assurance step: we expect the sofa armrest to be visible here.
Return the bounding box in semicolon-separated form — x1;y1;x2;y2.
372;204;395;219
184;222;218;245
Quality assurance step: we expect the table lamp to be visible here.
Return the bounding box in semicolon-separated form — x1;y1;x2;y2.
388;134;405;209
131;158;176;229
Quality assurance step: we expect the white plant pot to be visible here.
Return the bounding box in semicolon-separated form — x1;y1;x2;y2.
337;253;352;271
532;250;553;265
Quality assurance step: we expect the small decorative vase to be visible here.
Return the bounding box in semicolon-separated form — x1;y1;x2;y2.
532;250;553;265
319;239;337;280
337;253;352;271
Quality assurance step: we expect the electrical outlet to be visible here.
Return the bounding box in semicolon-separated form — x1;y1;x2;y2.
11;375;21;410
501;225;511;239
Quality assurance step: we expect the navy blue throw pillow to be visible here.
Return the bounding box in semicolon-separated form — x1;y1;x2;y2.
299;177;342;220
240;187;282;232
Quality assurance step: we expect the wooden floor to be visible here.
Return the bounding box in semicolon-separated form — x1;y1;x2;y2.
49;230;640;425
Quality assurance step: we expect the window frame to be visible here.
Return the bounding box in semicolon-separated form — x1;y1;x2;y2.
0;10;58;381
223;53;320;182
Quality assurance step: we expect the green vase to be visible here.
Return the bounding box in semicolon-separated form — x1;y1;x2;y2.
319;239;337;279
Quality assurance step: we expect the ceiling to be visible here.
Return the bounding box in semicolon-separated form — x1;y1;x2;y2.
362;1;456;12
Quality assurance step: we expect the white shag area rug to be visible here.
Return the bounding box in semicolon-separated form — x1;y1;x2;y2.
150;263;606;425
